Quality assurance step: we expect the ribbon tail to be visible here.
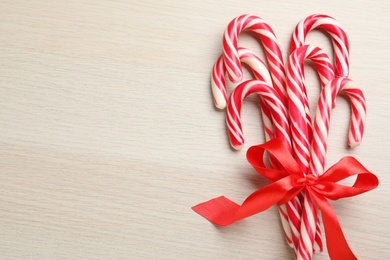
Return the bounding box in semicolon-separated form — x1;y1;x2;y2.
192;177;298;226
192;196;242;226
312;193;357;260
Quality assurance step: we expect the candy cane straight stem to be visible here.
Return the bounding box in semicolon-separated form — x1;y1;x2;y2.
211;55;228;109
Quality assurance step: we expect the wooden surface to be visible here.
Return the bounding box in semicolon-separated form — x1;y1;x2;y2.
1;1;389;259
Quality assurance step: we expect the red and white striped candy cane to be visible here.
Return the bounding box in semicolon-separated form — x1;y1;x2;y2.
226;79;301;250
304;77;366;260
286;45;337;259
214;48;294;246
290;15;354;259
210;13;297;253
290;14;350;77
309;77;366;178
223;14;287;104
213;21;297;245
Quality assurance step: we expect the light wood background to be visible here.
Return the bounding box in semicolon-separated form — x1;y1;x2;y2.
1;1;389;259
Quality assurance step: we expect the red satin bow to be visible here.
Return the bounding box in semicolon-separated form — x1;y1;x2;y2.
192;138;378;260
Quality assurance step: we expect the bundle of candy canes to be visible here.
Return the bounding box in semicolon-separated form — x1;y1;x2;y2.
192;14;379;260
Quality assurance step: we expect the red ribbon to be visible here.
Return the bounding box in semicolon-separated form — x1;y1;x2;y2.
192;138;378;260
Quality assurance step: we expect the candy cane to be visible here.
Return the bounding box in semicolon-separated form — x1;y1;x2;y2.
290;63;366;260
226;79;302;251
227;80;290;149
290;15;355;259
214;48;295;247
212;48;275;143
213;14;300;246
296;77;366;260
286;45;336;259
223;14;287;104
310;77;366;177
290;14;349;77
219;45;297;249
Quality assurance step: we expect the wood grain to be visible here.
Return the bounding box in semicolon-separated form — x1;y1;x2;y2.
1;1;390;259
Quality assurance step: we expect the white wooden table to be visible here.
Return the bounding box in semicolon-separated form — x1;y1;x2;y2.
1;1;389;259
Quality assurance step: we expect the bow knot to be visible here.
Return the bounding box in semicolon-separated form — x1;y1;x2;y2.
296;174;316;186
192;138;378;260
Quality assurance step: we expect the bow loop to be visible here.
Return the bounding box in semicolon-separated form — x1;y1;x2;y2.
313;156;379;200
247;138;303;181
